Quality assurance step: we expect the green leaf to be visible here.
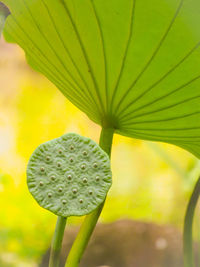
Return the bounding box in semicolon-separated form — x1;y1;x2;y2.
0;2;10;36
2;0;200;158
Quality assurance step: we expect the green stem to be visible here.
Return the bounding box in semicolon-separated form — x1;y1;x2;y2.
49;216;67;267
65;127;114;267
184;176;200;267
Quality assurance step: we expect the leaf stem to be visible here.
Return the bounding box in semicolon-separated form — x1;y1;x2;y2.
49;216;67;267
65;127;114;267
184;176;200;267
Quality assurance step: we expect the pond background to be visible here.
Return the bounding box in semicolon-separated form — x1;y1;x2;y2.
0;39;200;266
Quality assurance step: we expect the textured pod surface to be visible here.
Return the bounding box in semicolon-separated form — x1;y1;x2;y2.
27;133;112;217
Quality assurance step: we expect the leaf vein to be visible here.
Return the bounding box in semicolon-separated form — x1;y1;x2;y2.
120;74;200;122
114;0;184;116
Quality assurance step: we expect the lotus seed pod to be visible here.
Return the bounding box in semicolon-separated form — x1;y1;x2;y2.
27;133;112;217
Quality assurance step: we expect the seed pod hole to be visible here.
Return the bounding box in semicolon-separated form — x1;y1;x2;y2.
70;145;74;151
72;188;77;194
48;193;52;198
79;199;83;204
57;162;62;167
83;178;88;183
96;176;100;182
46;156;50;161
39;181;44;186
51;175;56;181
40;167;45;172
58;187;63;192
67;174;72;180
62;200;67;205
69;157;74;163
81;164;86;170
83;151;87;156
93;163;98;168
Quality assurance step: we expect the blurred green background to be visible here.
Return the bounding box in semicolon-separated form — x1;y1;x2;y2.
0;38;200;266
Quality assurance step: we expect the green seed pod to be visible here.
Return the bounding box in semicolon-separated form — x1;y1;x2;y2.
27;133;112;217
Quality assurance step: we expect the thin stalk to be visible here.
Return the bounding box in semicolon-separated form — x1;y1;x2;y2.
49;216;67;267
184;176;200;267
65;127;114;267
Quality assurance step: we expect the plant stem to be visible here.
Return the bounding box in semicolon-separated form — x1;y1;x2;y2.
184;176;200;267
49;216;67;267
65;127;114;267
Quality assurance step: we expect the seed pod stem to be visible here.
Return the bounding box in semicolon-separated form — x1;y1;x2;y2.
183;176;200;267
49;216;67;267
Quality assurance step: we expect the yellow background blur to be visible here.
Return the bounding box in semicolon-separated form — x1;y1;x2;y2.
0;39;200;266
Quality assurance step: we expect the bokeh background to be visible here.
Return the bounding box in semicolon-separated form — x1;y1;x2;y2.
0;38;200;266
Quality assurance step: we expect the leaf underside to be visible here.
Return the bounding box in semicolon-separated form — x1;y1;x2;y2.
2;0;200;158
